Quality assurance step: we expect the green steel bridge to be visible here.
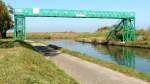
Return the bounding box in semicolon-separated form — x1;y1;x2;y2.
13;8;136;42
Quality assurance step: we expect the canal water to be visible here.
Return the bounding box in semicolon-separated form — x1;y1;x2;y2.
38;39;150;73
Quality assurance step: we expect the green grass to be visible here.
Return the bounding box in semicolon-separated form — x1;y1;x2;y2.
0;40;78;84
0;41;14;48
59;48;150;82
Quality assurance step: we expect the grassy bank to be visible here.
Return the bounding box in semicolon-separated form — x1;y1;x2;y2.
48;44;150;82
75;28;150;49
0;40;78;84
21;32;105;40
27;32;79;39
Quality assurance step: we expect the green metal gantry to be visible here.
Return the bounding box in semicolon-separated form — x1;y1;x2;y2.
106;19;136;42
13;8;136;42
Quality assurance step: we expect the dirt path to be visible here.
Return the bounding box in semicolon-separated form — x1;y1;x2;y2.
27;40;148;84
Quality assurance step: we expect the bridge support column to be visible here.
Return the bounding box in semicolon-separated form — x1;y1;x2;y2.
122;19;136;42
13;16;26;40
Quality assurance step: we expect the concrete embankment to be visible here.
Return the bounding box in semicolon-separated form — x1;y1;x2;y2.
26;40;148;84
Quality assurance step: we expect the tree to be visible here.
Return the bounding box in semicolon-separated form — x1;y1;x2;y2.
0;0;13;38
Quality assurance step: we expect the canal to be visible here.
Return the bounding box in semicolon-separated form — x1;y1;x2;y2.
37;39;150;73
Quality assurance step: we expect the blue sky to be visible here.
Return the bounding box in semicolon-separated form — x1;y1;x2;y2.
4;0;150;32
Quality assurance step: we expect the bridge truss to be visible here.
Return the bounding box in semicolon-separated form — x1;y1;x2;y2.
13;8;136;42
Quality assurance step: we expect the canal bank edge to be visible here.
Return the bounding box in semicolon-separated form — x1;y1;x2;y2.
76;39;150;49
47;44;150;82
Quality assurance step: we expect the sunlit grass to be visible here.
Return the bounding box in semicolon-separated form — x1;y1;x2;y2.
26;32;106;40
0;40;78;84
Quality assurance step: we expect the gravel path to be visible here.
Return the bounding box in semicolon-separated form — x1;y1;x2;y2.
27;40;148;84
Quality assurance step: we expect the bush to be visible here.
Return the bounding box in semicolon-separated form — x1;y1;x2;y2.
0;41;14;48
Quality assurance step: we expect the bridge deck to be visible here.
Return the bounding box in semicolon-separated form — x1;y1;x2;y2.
14;8;135;19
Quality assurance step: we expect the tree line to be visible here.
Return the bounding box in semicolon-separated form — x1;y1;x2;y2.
0;0;13;39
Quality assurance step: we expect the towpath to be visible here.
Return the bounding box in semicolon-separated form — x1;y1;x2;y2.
26;40;148;84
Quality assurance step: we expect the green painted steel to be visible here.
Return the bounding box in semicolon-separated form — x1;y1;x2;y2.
14;8;135;19
13;8;136;42
106;19;136;42
14;16;26;40
13;15;17;40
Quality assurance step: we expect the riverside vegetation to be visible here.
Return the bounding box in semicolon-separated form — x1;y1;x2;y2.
0;39;78;84
24;26;150;48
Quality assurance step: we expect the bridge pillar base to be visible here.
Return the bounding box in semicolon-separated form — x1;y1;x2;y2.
122;19;136;42
13;16;26;40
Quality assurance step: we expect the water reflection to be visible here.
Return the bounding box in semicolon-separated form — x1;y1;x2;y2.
106;46;135;68
35;39;150;72
94;44;150;72
95;45;135;68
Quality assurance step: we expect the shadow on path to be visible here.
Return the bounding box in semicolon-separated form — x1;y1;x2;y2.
26;40;61;56
33;46;61;56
